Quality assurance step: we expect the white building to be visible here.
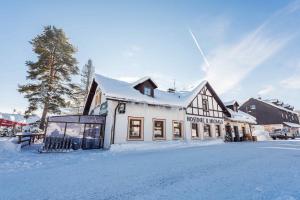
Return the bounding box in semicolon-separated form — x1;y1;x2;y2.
223;100;257;141
83;74;231;149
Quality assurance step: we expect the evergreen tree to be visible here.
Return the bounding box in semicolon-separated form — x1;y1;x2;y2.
81;59;95;96
18;26;78;129
61;60;94;115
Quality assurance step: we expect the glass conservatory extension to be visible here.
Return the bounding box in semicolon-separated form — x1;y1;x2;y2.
45;115;105;149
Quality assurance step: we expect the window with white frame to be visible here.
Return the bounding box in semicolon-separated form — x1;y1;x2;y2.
153;119;165;139
128;117;144;140
144;87;152;96
203;99;209;112
173;121;183;139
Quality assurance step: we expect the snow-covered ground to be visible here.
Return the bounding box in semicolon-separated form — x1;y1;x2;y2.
1;139;300;200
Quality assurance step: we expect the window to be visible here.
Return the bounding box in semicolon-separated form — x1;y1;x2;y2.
203;99;209;112
95;92;101;106
153;119;165;139
144;87;152;96
242;127;246;136
128;117;144;140
191;123;199;138
215;125;221;137
250;105;256;110
173;121;183;139
204;124;211;137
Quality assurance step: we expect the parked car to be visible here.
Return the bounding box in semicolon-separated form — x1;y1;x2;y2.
269;128;295;140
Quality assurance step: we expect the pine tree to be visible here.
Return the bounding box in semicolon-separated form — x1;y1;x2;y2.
81;59;95;96
18;26;78;130
62;60;94;115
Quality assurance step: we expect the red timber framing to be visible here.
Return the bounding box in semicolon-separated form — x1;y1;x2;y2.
186;82;230;118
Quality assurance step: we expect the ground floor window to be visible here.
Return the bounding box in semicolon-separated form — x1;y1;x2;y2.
215;125;221;137
204;124;211;137
242;127;246;135
191;123;199;138
153;119;165;140
128;117;144;140
173;121;183;139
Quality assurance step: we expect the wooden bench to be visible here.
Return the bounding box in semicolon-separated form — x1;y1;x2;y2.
16;133;45;147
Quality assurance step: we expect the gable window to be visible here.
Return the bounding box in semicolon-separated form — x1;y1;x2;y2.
173;121;183;139
144;87;152;96
250;105;256;110
95;92;101;106
191;123;199;138
203;99;209;112
128;117;144;140
204;124;211;137
215;125;221;137
153;119;165;140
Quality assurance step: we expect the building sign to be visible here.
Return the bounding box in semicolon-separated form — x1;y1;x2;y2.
118;102;126;114
187;116;224;124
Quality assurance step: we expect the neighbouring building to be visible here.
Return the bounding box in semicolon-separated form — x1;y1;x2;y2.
83;74;231;148
223;100;257;141
239;98;300;135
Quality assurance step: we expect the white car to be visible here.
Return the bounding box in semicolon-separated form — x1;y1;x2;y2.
269;128;295;140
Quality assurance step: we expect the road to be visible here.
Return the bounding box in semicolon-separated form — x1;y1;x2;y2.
1;140;300;200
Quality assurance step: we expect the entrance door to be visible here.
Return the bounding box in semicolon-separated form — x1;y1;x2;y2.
234;126;239;142
225;125;233;142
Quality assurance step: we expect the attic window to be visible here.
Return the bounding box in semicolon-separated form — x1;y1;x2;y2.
144;87;152;96
203;99;209;112
250;105;256;110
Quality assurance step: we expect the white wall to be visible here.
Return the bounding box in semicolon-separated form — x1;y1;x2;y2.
112;102;185;144
105;101;225;146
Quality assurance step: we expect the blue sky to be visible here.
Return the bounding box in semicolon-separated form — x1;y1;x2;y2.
1;0;300;114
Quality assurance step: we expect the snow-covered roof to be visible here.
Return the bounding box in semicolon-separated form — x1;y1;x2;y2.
283;122;300;128
94;74;208;108
131;76;158;88
226;108;257;124
255;98;298;115
224;100;239;107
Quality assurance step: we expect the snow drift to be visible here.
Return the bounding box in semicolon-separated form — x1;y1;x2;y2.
0;138;21;153
109;139;224;152
252;130;271;141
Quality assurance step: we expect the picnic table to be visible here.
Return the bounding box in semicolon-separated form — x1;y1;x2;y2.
15;132;45;146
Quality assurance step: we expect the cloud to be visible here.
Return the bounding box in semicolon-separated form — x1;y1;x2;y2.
258;85;275;96
191;1;299;95
189;28;210;71
122;45;141;58
280;75;300;89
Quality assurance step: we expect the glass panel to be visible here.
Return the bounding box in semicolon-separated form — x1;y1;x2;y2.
129;119;142;138
173;122;182;138
154;120;164;138
46;122;66;137
144;87;151;96
82;124;102;149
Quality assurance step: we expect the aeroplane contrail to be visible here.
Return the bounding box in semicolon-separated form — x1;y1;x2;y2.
189;28;210;68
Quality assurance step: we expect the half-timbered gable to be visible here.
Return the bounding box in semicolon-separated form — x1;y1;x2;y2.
186;83;229;118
